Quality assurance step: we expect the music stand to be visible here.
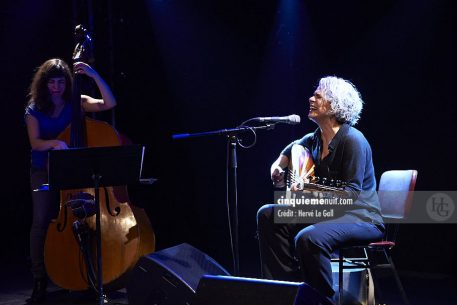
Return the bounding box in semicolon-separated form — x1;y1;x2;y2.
48;145;145;305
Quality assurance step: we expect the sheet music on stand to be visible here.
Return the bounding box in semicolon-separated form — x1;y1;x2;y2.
48;145;145;190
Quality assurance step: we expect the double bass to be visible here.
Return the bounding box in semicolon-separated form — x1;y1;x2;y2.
44;25;155;291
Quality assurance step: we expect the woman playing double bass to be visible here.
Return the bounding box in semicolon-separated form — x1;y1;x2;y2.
25;58;116;303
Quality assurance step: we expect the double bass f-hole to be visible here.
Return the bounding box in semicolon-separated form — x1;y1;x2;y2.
103;187;120;217
56;200;69;233
61;189;120;221
56;192;87;232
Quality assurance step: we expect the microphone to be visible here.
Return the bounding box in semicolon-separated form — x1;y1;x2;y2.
255;114;301;125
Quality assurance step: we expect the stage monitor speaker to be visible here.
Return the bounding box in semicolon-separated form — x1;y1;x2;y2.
192;275;324;305
127;243;230;305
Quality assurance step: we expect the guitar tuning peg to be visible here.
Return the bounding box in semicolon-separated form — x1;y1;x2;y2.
321;177;327;185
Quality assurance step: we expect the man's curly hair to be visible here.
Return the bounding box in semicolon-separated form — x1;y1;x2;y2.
317;76;363;126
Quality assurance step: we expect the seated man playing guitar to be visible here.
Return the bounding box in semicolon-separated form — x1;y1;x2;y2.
257;76;384;304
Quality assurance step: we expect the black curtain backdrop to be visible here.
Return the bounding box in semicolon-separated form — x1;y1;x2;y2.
2;0;457;277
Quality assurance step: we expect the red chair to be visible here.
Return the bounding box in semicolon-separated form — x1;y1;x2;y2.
336;170;418;305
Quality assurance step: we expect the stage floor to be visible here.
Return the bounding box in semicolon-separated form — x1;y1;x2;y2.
1;260;456;305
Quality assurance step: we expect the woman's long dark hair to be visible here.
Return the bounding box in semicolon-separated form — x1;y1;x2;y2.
27;58;73;114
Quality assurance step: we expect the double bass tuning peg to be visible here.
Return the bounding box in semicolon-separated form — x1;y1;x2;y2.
73;25;94;64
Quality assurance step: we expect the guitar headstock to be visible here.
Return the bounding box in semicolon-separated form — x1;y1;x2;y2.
309;176;347;188
292;176;347;196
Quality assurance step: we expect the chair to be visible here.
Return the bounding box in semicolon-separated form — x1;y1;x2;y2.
336;170;418;305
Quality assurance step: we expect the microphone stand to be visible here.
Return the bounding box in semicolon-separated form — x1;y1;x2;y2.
173;124;275;276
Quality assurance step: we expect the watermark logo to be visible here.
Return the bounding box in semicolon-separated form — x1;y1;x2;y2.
426;193;455;222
